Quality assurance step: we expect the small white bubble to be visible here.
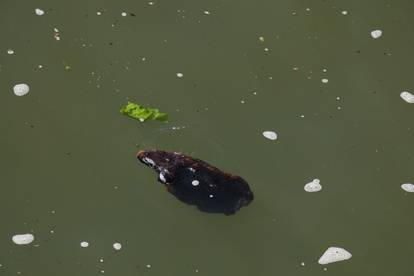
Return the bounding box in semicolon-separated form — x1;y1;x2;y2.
203;11;210;15
371;30;382;39
80;241;89;248
209;194;214;198
13;84;30;96
341;10;348;15
400;91;414;103
12;234;34;245
321;78;329;84
7;49;14;55
304;179;322;192
35;8;44;16
113;242;122;250
121;12;127;17
146;264;152;268
262;131;277;140
97;11;102;15
401;183;414;192
176;72;184;78
192;180;200;186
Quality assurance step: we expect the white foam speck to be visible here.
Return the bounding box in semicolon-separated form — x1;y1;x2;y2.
263;131;277;140
400;91;414;103
7;49;14;55
301;262;305;266
209;194;214;198
304;179;322;192
113;242;122;250
149;2;155;5
13;84;30;96
321;78;329;83
341;10;348;15
371;30;382;39
401;183;414;192
204;11;210;15
35;8;44;15
12;234;34;245
176;72;184;78
318;247;352;265
192;180;199;186
146;264;152;268
97;11;102;15
80;241;89;248
121;12;127;17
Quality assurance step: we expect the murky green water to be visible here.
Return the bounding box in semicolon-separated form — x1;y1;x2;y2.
1;0;414;275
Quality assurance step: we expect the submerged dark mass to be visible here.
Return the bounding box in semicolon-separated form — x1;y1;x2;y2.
137;150;253;215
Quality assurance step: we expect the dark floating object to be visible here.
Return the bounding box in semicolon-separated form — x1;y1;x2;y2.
137;150;253;215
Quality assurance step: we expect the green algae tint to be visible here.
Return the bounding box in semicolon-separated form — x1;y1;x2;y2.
120;102;167;122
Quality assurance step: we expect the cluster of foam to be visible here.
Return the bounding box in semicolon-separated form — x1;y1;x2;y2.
12;234;34;245
318;247;352;264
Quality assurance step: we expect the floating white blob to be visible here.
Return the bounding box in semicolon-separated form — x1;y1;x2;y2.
321;78;329;83
121;12;127;16
318;247;352;264
401;183;414;192
304;179;322;192
146;264;152;268
192;180;199;186
80;241;89;248
176;72;184;78
262;131;277;140
35;8;44;15
113;242;122;250
341;10;348;15
7;49;14;55
203;11;210;15
400;91;414;103
12;234;34;245
371;30;382;39
13;84;30;96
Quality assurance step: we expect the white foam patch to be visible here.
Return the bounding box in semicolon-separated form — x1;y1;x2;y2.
400;91;414;103
318;247;352;265
113;242;122;250
304;179;322;192
12;234;34;245
321;78;329;84
13;84;29;96
176;73;184;78
192;180;199;186
401;183;414;192
371;30;382;39
263;131;277;140
35;8;44;15
80;241;89;248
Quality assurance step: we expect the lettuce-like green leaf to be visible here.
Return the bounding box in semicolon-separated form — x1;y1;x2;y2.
120;102;168;122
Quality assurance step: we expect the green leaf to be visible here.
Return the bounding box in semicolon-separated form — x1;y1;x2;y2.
120;102;168;122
